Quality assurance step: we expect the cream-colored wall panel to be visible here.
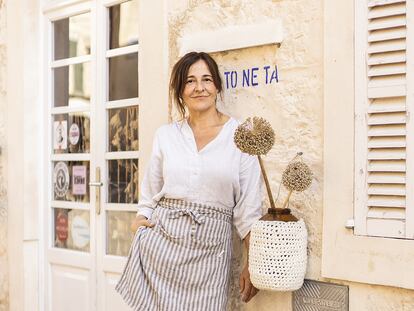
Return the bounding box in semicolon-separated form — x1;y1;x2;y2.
7;0;26;310
0;0;8;309
137;0;169;179
23;0;42;242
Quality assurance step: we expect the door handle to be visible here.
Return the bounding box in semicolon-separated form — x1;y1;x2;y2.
90;167;102;215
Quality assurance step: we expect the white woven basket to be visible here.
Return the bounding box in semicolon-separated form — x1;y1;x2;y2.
249;219;308;291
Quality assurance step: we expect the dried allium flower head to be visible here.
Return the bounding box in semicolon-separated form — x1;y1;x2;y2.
234;117;275;155
282;160;313;192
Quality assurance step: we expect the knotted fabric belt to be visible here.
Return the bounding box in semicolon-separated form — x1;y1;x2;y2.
156;197;232;240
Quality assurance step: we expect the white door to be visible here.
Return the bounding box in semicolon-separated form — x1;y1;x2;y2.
45;1;139;310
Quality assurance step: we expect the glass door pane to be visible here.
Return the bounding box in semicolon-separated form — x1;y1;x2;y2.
104;0;139;258
108;107;138;152
54;12;91;60
108;53;138;101
106;211;136;256
53;161;90;202
54;208;90;252
109;1;139;49
53;112;91;153
54;62;91;107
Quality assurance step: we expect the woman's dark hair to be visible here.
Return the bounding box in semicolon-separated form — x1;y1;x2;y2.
170;52;223;119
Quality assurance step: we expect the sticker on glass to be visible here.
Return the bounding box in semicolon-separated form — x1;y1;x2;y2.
71;215;90;249
54;161;70;198
72;165;87;195
69;123;80;145
56;210;68;242
53;120;67;150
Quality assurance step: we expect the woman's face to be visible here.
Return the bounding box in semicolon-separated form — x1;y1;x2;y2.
182;59;218;115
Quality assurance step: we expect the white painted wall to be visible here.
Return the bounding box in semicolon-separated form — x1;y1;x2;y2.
0;0;9;309
5;0;42;310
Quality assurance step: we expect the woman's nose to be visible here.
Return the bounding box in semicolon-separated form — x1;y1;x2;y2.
194;81;204;92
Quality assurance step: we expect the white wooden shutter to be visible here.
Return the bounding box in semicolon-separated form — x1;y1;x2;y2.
355;0;414;239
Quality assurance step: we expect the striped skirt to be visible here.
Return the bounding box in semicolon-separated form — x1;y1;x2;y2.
115;198;234;311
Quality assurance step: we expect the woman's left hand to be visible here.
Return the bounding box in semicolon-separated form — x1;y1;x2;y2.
239;264;259;303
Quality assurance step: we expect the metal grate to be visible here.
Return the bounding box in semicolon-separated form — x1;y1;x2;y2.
293;279;348;311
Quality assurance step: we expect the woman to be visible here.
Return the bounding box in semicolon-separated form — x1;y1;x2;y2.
116;52;263;310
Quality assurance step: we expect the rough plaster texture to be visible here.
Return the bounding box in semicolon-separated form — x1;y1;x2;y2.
168;0;414;310
0;0;8;310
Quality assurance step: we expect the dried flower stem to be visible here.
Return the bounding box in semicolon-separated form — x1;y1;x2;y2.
258;155;276;210
281;189;293;209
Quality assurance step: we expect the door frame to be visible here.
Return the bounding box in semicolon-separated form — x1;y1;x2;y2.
38;0;169;310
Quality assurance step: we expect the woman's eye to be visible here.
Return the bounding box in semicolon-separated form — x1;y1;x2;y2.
203;78;213;82
186;80;195;84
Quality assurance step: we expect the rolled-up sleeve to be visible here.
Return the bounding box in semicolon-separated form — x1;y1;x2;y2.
233;153;263;240
136;130;164;219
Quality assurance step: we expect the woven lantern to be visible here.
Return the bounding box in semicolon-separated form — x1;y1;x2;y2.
234;118;312;291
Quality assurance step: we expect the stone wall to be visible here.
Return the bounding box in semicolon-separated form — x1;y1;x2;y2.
0;0;7;309
167;1;414;310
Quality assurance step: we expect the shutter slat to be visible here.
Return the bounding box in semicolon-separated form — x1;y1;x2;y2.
368;124;405;136
367;151;406;160
368;75;405;88
368;184;406;195
368;5;406;19
367;197;405;208
367;172;405;183
368;27;406;43
367;149;406;160
367;53;406;65
368;0;406;8
368;136;406;148
368;63;406;77
368;85;406;98
367;40;406;53
367;112;406;125
367;207;405;219
368;16;406;31
368;104;405;113
368;141;405;148
368;159;406;171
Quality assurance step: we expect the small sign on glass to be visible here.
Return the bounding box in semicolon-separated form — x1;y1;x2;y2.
72;165;87;195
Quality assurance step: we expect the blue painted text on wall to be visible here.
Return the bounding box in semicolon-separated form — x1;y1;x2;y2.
223;65;279;89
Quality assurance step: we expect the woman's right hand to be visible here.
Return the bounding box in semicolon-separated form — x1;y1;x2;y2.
130;215;155;233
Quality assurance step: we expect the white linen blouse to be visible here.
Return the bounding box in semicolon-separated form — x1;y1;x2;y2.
136;117;263;239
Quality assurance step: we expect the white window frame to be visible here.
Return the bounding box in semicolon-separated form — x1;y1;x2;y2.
322;0;414;289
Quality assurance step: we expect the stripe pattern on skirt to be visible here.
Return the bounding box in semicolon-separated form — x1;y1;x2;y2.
116;198;234;311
